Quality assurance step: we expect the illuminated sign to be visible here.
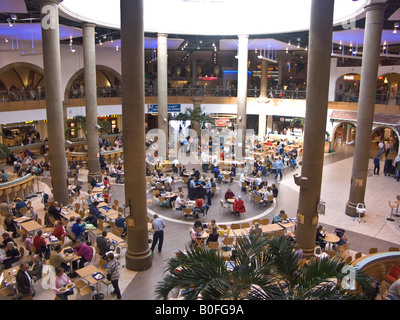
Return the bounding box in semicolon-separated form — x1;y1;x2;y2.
215;119;228;126
343;75;355;80
198;76;218;81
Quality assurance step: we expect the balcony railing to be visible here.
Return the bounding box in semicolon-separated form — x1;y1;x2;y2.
1;88;399;105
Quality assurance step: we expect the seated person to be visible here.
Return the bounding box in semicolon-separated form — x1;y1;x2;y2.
103;177;112;190
26;206;38;221
33;230;49;259
52;220;67;241
0;232;16;249
315;225;327;251
96;230;111;257
3;241;21;269
334;228;348;246
89;201;105;220
174;193;186;211
232;197;246;216
250;222;262;238
71;217;87;241
115;212;127;233
3;213;19;238
72;239;93;270
272;210;285;224
14;198;27;217
212;166;223;183
0;169;9;182
207;219;218;232
194;198;204;218
66;216;76;239
49;244;72;272
48;201;63;221
28;254;43;281
83;211;98;228
224;188;235;202
206;226;219;244
193;220;203;231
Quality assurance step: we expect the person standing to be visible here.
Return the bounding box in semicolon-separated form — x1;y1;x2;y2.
106;252;121;300
16;261;34;299
378;140;384;158
150;214;165;255
373;154;380;175
201;150;210;173
274;157;284;180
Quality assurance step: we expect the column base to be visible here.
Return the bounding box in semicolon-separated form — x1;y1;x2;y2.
125;248;152;271
87;172;102;184
345;201;365;218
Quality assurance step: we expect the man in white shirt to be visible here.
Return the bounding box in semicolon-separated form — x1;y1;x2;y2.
201;151;210;173
175;194;186;210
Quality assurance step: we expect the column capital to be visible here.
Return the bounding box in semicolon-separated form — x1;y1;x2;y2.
157;33;168;37
82;22;96;29
237;34;249;39
364;1;386;12
40;0;63;6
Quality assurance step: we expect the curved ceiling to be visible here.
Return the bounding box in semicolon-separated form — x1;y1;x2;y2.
59;0;370;36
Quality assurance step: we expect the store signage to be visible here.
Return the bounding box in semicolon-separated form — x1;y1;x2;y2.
147;104;182;113
343;75;355;81
215;118;228;126
198;76;218;81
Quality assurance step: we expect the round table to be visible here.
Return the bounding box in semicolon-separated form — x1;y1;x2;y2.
324;233;340;249
226;198;235;204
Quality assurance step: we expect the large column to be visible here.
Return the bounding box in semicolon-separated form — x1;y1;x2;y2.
294;0;334;257
345;2;386;217
157;33;169;159
237;34;249;158
120;0;152;271
40;0;69;205
83;23;102;183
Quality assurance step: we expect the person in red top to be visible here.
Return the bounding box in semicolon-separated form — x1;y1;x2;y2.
33;229;49;258
194;198;204;218
52;220;67;241
232;196;246;216
103;177;111;190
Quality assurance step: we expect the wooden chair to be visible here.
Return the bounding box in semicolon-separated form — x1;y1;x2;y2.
218;224;227;230
252;219;262;225
223;174;231;183
74;279;93;300
19;206;28;216
261;218;269;225
219;199;230;214
345;256;352;264
336;243;350;258
230;224;240;230
389;247;400;252
98;219;110;231
112;228;124;237
241;222;250;229
354;252;362;260
183;208;193;218
253;195;263;205
208;241;219;250
369;247;378;254
222;237;234;251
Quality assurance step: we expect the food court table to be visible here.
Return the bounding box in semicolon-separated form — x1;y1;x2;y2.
20;220;43;234
76;265;106;295
324;233;340;249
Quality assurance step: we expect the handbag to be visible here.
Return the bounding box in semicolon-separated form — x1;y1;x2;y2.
106;273;111;281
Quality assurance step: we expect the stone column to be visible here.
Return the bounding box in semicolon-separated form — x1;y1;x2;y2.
294;0;334;257
40;0;69;205
345;2;386;217
83;23;101;183
120;0;152;271
237;34;249;157
157;33;169;159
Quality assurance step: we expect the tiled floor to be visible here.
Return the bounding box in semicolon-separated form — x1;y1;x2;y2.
1;144;400;300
